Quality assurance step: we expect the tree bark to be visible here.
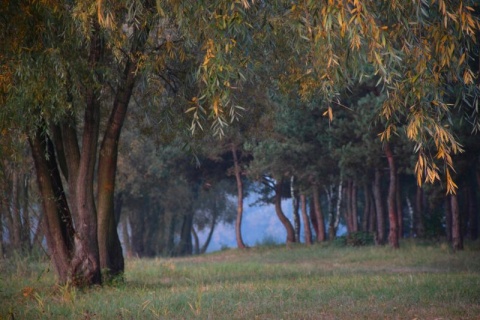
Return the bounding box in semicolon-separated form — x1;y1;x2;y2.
385;144;399;249
351;180;358;233
177;213;193;256
69;81;102;286
372;168;385;245
291;176;300;242
414;185;425;238
300;194;312;245
362;184;371;232
445;195;452;242
395;174;403;239
192;227;200;255
200;211;217;254
274;178;296;243
29;132;73;283
97;26;149;276
451;194;463;251
231;144;246;249
312;184;326;242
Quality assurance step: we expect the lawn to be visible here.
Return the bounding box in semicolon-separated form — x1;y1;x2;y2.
1;240;479;319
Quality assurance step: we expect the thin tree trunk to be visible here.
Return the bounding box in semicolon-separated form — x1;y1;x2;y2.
274;178;296;243
415;185;425;238
467;171;478;240
300;194;312;245
326;184;336;240
451;194;463;251
362;184;371;232
351;180;358;232
200;212;217;254
445;196;452;242
121;215;132;258
385;143;399;249
395;174;403;239
345;180;353;234
231;144;246;249
312;184;326;242
372;168;385;245
11;170;22;250
192;227;200;255
291;176;300;242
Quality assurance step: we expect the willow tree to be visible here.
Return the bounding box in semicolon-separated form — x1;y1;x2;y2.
0;0;158;285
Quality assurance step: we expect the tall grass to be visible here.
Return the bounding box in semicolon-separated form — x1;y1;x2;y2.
1;240;479;319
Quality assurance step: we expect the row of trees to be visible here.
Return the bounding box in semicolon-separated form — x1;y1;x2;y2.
1;0;479;287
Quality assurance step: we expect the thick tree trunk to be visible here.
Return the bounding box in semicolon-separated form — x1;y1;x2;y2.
97;31;148;277
177;213;193;256
69;84;102;286
274;178;296;243
300;194;312;245
451;194;463;251
231;144;246;249
29;132;73;283
372;168;385;245
385;144;399;249
312;184;326;242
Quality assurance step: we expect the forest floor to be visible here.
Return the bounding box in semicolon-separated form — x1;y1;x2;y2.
1;240;480;319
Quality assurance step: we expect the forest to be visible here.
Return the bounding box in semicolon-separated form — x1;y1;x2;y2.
1;0;479;288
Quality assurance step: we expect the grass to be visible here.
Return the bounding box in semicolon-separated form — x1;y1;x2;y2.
1;240;479;319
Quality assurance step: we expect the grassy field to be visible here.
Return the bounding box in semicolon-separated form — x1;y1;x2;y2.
1;240;480;319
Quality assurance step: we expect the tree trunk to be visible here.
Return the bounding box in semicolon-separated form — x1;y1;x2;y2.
372;168;385;245
11;170;22;250
312;184;326;242
192;227;200;255
414;185;425;238
467;171;478;240
351;180;358;233
97;25;149;277
121;215;132;258
274;178;296;243
29;132;73;283
362;184;371;232
69;79;102;286
291;176;300;242
395;174;403;239
451;194;463;251
300;194;312;245
177;213;193;256
200;211;217;254
231;144;246;249
326;184;337;240
344;180;353;234
445;196;452;242
385;144;399;249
